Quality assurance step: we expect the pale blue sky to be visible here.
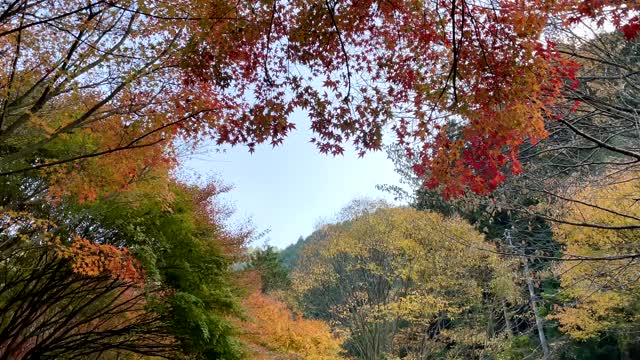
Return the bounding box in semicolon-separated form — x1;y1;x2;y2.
182;123;402;249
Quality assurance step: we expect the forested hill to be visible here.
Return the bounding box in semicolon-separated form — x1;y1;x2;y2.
279;236;305;269
279;230;329;269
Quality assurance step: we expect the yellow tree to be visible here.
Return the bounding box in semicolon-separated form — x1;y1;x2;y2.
550;176;640;341
293;205;518;359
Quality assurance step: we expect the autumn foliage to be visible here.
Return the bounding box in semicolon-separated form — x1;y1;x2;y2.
0;212;175;359
2;1;640;201
54;236;144;282
239;289;344;359
550;175;640;340
293;204;518;358
2;0;640;358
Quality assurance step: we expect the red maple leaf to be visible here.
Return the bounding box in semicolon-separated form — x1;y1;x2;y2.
621;17;640;41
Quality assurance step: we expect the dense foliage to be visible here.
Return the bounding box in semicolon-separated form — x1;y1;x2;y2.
2;0;640;359
550;177;640;343
292;205;519;359
247;246;292;294
1;0;638;198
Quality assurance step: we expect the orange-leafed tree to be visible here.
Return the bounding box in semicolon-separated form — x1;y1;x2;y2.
0;211;176;359
1;1;639;199
236;273;344;360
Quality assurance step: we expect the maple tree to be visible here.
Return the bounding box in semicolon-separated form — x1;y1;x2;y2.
386;25;640;258
0;212;177;359
492;29;640;238
236;272;344;360
1;0;639;200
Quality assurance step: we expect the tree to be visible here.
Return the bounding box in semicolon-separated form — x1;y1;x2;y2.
0;212;177;359
247;246;292;294
508;30;640;233
293;204;519;359
549;176;640;353
0;167;253;358
382;30;640;353
1;1;638;198
280;236;306;270
0;0;296;201
75;177;252;359
236;275;344;360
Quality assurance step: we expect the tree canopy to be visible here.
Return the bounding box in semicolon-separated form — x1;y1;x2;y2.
293;204;519;359
2;0;639;197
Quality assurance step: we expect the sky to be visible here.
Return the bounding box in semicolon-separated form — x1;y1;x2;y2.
182;123;403;249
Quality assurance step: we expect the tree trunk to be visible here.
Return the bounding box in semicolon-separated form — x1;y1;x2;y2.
506;228;550;359
502;299;513;338
523;254;550;359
